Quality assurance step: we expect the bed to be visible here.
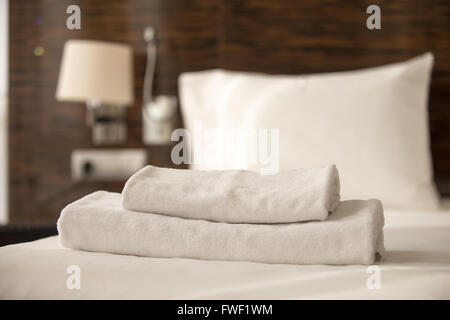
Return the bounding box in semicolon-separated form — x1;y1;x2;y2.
0;204;449;300
3;47;450;302
2;51;450;300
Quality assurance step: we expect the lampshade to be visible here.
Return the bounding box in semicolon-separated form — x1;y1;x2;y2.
56;40;134;106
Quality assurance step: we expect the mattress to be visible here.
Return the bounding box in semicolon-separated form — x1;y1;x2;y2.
0;206;449;299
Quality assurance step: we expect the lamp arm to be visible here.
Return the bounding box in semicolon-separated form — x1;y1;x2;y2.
143;26;157;106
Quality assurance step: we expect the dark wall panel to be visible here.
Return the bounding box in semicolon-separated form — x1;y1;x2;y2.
220;0;450;191
9;0;219;223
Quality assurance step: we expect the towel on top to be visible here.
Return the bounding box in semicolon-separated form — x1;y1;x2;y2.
58;191;384;265
121;164;340;223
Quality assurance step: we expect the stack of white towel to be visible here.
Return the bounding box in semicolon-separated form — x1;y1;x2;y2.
57;165;385;265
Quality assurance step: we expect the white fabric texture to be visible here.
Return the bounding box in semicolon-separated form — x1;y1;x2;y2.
58;191;384;265
122;164;340;223
179;53;438;210
1;206;449;299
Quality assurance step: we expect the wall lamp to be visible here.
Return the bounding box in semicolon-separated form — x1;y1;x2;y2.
56;40;134;145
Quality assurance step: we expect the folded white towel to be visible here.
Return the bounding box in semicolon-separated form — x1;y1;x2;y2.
122;165;340;223
58;191;384;265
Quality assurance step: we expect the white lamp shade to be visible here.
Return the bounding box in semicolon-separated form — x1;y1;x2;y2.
56;40;134;106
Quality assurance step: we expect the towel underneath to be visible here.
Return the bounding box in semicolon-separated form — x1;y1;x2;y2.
58;191;384;265
122;165;340;223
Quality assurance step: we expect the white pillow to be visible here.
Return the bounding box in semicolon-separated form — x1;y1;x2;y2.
179;53;439;209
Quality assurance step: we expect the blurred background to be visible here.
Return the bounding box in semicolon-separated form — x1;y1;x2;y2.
0;0;449;244
1;0;8;226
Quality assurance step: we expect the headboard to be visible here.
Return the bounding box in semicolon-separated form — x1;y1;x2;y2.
9;0;450;223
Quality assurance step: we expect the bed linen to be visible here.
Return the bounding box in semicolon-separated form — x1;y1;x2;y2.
0;206;449;299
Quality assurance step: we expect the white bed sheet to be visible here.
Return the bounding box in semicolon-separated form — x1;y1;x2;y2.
0;207;449;299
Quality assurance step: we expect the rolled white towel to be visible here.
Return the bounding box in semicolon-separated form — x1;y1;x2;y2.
57;191;384;265
122;165;340;223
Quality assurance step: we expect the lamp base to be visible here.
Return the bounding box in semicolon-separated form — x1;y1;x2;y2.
92;121;126;145
86;102;127;145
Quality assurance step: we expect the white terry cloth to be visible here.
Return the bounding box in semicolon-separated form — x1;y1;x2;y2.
121;165;340;223
57;191;384;265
